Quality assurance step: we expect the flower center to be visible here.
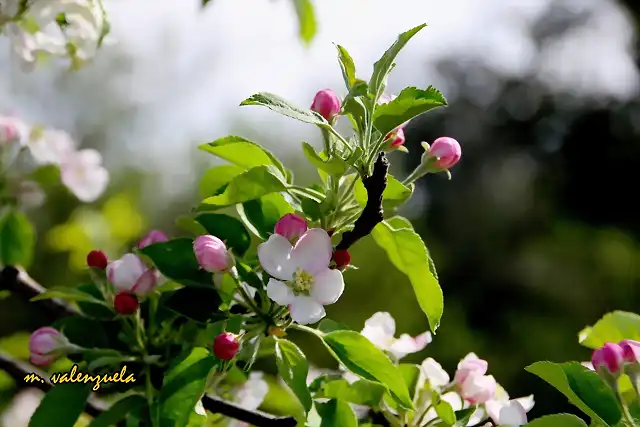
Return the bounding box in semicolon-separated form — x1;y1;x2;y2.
289;268;314;295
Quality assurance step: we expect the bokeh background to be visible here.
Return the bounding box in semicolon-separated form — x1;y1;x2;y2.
1;0;639;425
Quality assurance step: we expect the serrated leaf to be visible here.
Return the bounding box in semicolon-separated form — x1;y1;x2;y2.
88;395;146;427
373;86;447;135
578;311;640;349
526;361;620;426
29;383;92;427
322;330;414;410
236;193;294;240
369;24;427;100
371;217;443;332
175;216;208;236
316;379;386;408
199;136;286;178
302;142;349;177
0;209;35;267
198;165;288;211
240;92;327;126
336;44;356;88
316;399;357;427
525;414;589;427
292;0;316;45
318;318;352;334
160;348;217;427
199;164;246;198
275;338;312;413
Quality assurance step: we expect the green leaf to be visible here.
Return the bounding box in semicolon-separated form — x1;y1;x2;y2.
175;216;208;236
31;286;109;306
354;175;413;212
240;92;328;126
526;361;621;426
274;338;312;413
199;164;245;198
322;330;414;410
198;165;288;211
292;0;316;45
454;407;477;426
236;193;294;240
139;238;213;287
0;210;35;267
160;348;217;427
316;379;386;407
398;363;421;400
28;383;92;427
88;395;147;427
373;86;447;135
578;311;640;349
436;400;456;426
199;136;286;178
525;414;589;427
76;283;115;320
302;142;349;176
52;316;109;349
318;318;353;334
369;24;427;100
162;286;223;323
336;44;357;89
371;216;443;332
316;399;358;427
194;213;251;256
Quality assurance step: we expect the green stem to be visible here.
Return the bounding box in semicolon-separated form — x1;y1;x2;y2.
289;323;324;338
323;125;355;154
616;387;638;427
287;186;325;202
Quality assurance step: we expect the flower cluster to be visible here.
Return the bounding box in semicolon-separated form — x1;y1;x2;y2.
591;340;640;388
0;114;109;204
0;0;109;71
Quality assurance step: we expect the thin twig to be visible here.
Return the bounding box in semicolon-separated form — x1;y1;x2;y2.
336;152;389;251
0;266;299;427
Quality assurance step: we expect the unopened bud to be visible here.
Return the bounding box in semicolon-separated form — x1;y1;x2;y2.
274;214;308;244
383;127;408;153
194;235;234;273
213;332;240;360
114;292;139;315
332;249;351;270
87;250;108;270
29;327;70;366
311;89;341;122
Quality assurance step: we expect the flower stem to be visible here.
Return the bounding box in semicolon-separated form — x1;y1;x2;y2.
289;323;324;338
615;387;638;427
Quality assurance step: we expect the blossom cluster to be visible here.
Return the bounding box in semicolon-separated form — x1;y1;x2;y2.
0;114;109;204
0;0;109;71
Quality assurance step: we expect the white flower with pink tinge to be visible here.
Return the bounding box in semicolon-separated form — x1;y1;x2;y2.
485;384;534;427
361;312;432;360
257;228;344;325
107;253;158;296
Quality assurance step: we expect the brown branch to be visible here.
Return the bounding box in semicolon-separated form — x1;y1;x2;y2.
0;266;298;427
337;152;389;250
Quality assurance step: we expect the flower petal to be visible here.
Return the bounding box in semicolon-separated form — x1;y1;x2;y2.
257;234;295;281
498;401;528;426
131;269;158;296
107;254;146;292
361;312;396;350
515;395;535;412
291;228;332;275
441;392;464;411
290;296;325;325
388;331;432;359
420;357;450;388
310;268;344;305
30;353;55;366
266;279;295;306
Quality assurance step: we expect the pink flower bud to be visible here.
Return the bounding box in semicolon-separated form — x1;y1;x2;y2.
107;254;158;296
213;332;240;360
592;342;625;376
384;127;406;152
458;374;497;404
427;137;461;169
332;249;351;270
138;230;169;249
194;235;233;273
114;292;139;315
87;250;108;270
274;214;308;243
620;340;640;364
455;354;489;386
311;89;341;122
29;327;69;366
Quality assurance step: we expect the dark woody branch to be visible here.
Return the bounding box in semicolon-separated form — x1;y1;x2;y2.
337;152;388;251
0;266;297;427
